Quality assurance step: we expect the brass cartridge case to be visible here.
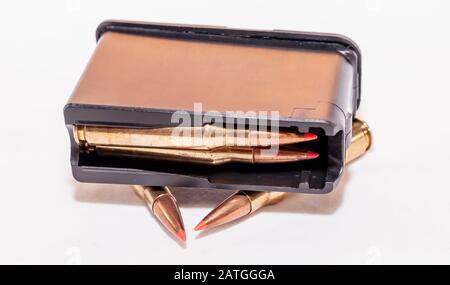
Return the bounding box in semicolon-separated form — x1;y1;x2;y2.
74;124;317;150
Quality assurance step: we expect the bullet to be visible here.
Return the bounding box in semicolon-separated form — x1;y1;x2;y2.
95;145;319;165
133;185;186;242
74;124;317;150
194;191;286;231
195;118;372;231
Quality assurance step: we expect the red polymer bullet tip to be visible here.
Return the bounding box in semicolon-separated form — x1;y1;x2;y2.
304;133;318;141
306;151;320;159
194;220;208;231
176;229;186;242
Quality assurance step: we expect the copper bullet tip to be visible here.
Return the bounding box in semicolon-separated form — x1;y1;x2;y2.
134;186;186;243
194;220;208;231
253;149;320;163
276;132;318;145
195;194;252;231
152;195;186;242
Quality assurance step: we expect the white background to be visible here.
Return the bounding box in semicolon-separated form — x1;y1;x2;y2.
0;0;449;265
